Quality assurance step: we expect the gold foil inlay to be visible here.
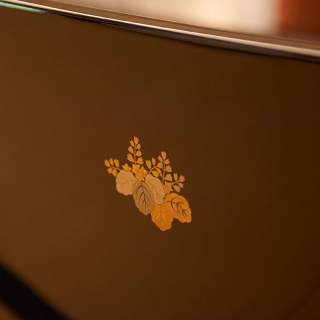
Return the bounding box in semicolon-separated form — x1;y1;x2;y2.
105;137;192;231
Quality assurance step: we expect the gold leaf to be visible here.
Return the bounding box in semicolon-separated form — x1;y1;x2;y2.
166;193;191;223
151;203;173;231
152;170;159;177
116;170;137;195
135;166;148;181
122;163;131;172
104;136;192;231
132;164;140;174
145;174;165;204
164;181;172;194
133;181;155;215
127;153;134;162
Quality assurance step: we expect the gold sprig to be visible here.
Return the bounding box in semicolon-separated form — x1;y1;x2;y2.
105;158;120;177
157;152;172;184
106;137;186;193
171;173;185;193
127;136;143;165
146;157;162;177
104;136;191;231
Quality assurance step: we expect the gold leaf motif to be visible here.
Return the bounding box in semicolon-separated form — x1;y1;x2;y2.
137;157;144;165
151;171;159;177
166;193;191;223
132;164;140;174
145;174;165;204
135;166;148;181
151;203;174;231
105;136;191;231
127;153;134;162
122;163;131;172
164;181;173;194
133;181;154;215
116;170;137;195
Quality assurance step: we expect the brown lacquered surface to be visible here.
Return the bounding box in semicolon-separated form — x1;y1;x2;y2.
0;6;320;320
0;302;19;320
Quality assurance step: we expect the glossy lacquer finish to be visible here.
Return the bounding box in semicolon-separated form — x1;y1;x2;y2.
1;0;320;61
0;4;320;320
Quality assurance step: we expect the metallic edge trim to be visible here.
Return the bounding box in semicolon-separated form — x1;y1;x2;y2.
1;0;320;62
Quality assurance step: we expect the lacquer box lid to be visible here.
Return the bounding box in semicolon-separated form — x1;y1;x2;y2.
0;2;320;319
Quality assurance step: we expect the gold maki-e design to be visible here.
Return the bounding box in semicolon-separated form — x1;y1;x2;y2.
105;137;192;231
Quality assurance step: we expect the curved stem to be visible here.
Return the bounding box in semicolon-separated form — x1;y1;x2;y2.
162;162;166;184
148;165;157;173
134;145;137;164
172;180;181;186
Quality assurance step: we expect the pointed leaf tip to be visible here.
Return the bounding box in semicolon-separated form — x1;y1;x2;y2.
127;153;134;162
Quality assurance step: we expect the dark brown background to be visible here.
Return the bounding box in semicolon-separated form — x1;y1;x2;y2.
0;5;320;319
